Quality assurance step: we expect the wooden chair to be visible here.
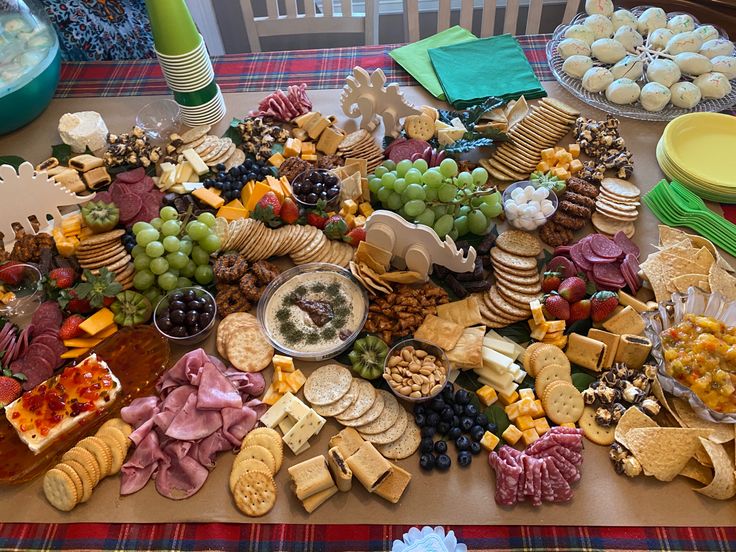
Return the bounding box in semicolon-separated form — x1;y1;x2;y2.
403;0;581;42
239;0;379;53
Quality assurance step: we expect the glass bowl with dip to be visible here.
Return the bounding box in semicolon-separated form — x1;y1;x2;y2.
257;262;368;361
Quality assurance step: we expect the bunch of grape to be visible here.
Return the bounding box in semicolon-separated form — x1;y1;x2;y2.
131;206;221;297
368;157;502;239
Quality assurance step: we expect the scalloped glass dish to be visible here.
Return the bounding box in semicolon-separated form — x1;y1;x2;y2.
643;286;736;424
546;6;736;121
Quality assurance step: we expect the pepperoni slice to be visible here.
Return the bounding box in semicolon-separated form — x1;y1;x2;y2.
614;231;640;258
116;167;146;183
117;192;144;223
547;256;577;278
590;234;623;259
387;139;431;163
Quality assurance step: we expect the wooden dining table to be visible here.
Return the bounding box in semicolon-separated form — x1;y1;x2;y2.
1;36;736;551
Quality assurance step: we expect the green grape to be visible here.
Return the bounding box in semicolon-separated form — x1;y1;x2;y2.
197;212;216;227
405;199;426;217
150;217;163;230
457;172;473;188
368;177;383;194
397;206;408;218
199;233;221;254
161;220;181;237
421;168;443;188
132;222;152;235
472;167;489;186
166;251;189;270
439;158;459;178
454;215;469;237
181;260;197;278
433;214;454;238
470;197;483;208
415;208;435;227
380;172;397;190
437;183;457;203
136;228;160;247
396;159;412;178
393;178;408;194
404;183;426;201
194;265;214;285
373;166;388;178
387;192;403;211
133;269;155;291
458;205;471;216
143;287;162;306
381;159;396;171
131;245;145;258
479;201;503;219
160;206;179;221
158;272;178;291
168;269;180;277
177;277;193;288
448;227;459;241
179;238;193;256
482;191;501;205
163;235;180;252
433;205;448;217
376;186;392;203
145;241;165;258
133;254;151;271
192;246;210;266
412;158;429;173
425;187;438;202
187;221;209;241
468;209;489;235
404;168;423;185
150;257;169;275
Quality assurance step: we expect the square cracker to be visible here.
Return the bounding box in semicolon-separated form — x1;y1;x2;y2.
446;325;485;370
413;314;464;351
436;295;483;328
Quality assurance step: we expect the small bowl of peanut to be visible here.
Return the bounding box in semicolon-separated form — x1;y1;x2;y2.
383;338;449;403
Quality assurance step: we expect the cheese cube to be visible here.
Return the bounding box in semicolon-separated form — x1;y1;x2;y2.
353;215;366;227
477;385;498;406
301;141;316;155
273;354;295;372
245;181;271;211
498;390;519;406
285;369;306;393
306;117;330;139
294;112;319;128
532;399;545;418
528;318;549;341
541;148;556;161
344;214;355;228
602;306;645;335
504;402;520;422
533;417;550;435
480;431;500;451
536;161;551;173
569;159;583;173
530;299;545;326
518;388;535;401
301;154;318;161
284;138;302;157
316;127;344;155
546;320;566;333
568;144;580;158
278;416;296;435
285;397;311;420
517;398;537;417
521;428;540;446
182;148;209;175
268;153;285;167
502;425;523;445
192;187;225;209
340;199;359;215
516;415;535;431
262;385;283;406
358;202;374;217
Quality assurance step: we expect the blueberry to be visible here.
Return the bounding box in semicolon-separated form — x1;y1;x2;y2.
420;436;434;454
414;414;426;427
238;165;247;175
216;163;226;171
229;167;240;177
426;412;440;427
455;435;471;451
421;425;436;438
435;454;451;471
464;404;479;417
460;417;474;432
243;159;253;169
419;453;435;470
248;172;258;181
414;405;426;416
457;451;472;467
437;421;450;435
453;403;464;416
451;415;460;428
475;414;490;428
441;385;454;402
434;440;447;454
470;425;486;442
441;407;454;421
448;427;462;440
204;178;215;187
430;397;445;412
487;422;497;433
454;389;470;405
470;441;482;455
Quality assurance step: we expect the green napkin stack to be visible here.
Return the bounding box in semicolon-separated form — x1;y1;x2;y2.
428;34;546;108
389;26;478;101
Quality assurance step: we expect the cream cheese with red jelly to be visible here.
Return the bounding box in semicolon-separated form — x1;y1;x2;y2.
4;354;120;454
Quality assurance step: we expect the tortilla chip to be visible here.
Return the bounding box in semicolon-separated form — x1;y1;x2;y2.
650;377;677;419
659;225;691;247
708;263;736;301
379;271;424;284
344;158;367;177
356;241;392;270
626;427;714;482
482;107;508;124
446;325;485;370
339;172;363;202
358;263;392;293
505;96;529;128
694;247;716;271
414;314;464;351
679;458;714;485
672;398;735;444
436;296;483;328
670;273;711;294
694;438;736;500
614;407;658;449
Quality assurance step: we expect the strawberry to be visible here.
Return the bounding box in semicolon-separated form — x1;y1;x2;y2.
541;271;562;293
543;293;570;321
59;314;86;340
306;200;329;229
323;215;349;240
58;289;92;314
569;299;591;322
251;192;283;227
103;296;115;307
591;290;619;322
72;268;122;309
344;227;366;246
0;376;22;408
280;197;299;224
48;267;77;290
0;261;24;286
558;276;587;303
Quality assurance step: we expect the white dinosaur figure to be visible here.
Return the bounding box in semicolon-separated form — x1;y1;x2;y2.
0;162;94;243
340;67;421;137
365;210;476;281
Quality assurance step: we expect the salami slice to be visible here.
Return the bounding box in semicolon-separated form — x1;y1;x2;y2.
33;335;66;359
539;458;556;503
543;456;573;503
553;245;572;256
522;455;536;497
543;449;580;483
110;181;128;205
126;176;155;195
31;302;62;330
489;450;523;506
547;256;577;278
383;136;406;157
93;190;113;204
614;230;640;258
581;240;615;264
531;456;543;507
117;192;144;223
387;139;431;163
116;167;146;183
570;242;593;271
593;262;625;287
621;258;640;293
13;359;41;391
590;234;623;259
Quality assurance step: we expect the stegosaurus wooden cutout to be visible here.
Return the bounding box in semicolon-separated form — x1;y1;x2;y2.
340;67;420;137
0;162;93;242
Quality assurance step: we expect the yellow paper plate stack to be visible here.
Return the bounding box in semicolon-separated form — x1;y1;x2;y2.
657;113;736;203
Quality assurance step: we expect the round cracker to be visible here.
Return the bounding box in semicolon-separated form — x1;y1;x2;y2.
232;469;276;517
235;445;276;474
541;380;584;425
339;388;385;427
76;436;113;478
226;324;274;373
54;462;83;504
356;390;400;434
376;419;421;460
229;459;272;492
490;248;538;271
488;285;531;319
534;362;572;398
360;407;409;444
578;406;615;445
224;148;246;171
304;364;353;406
312;378;359;417
591;212;636;237
336;379;377;421
180;124;212;144
242;429;283;473
601;177;640;199
61;459;93;503
95;426;128;473
43;468;79;511
62;446;100;486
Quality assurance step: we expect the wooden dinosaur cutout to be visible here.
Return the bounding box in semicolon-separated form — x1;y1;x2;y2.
340;67;421;137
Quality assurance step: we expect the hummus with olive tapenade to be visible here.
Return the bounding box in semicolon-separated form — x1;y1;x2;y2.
264;271;365;354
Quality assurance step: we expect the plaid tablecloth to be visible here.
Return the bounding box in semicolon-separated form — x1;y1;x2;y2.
2;34;735;551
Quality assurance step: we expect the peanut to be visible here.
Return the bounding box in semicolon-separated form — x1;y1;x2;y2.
385;345;447;398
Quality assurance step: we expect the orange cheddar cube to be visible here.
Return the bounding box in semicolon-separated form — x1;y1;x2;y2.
533;417;550;435
516;415;535;431
568;144;580;158
521;428;540;446
502;425;523;445
498;390;519;406
192;187;225;209
504;402;520;422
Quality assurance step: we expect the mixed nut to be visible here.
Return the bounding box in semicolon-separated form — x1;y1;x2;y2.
237;117;290;161
574;115;634;181
104;126;163;168
384;344;447;399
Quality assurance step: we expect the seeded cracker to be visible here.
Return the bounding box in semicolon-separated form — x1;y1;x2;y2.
304;364;353;405
336;379;376;421
361;408;409;445
357;390;400;434
376;420;421;460
340;390;385;427
312;379;358;417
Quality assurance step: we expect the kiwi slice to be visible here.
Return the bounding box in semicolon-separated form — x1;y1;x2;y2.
111;291;152;326
348;335;388;380
81;201;120;233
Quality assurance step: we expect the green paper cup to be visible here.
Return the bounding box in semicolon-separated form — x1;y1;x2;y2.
173;80;219;106
145;0;201;55
163;65;215;92
156;39;207;63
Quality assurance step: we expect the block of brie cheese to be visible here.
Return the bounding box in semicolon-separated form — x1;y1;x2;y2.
58;111;109;153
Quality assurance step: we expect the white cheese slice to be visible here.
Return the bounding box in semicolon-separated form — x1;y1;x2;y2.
182;182;204;192
283;409;326;454
259;392;298;428
278;415;296;435
512;368;527;384
483;335;517;358
182;148;209;175
482;346;514;372
449;117;467;130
